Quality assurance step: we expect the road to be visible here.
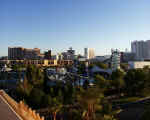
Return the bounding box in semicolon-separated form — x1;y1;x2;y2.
0;94;21;120
116;98;150;120
117;104;145;120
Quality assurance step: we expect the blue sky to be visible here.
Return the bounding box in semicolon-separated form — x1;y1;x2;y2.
1;0;150;56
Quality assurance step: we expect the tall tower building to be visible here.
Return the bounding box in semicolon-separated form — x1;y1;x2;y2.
131;40;150;60
111;49;121;70
84;48;95;59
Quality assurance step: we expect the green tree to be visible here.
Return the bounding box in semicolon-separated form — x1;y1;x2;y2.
43;94;52;107
50;87;55;97
94;62;108;69
77;62;86;74
95;75;108;90
49;97;63;120
120;63;128;71
101;99;112;115
16;76;33;99
57;89;63;103
111;69;125;95
0;71;7;80
77;87;103;120
63;83;76;104
12;64;20;71
28;88;45;109
26;65;44;86
124;69;148;96
61;107;82;120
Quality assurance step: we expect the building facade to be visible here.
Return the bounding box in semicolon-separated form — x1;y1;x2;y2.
0;59;73;67
128;61;150;69
8;47;24;60
44;50;51;60
111;49;121;70
131;40;150;60
8;47;41;60
61;47;76;60
84;48;95;59
120;52;135;63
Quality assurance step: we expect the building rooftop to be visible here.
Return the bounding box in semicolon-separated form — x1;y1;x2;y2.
0;90;44;120
0;91;21;120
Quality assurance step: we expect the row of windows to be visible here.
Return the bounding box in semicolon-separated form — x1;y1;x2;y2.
0;60;73;66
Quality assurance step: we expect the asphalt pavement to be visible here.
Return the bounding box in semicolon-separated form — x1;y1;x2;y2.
116;98;150;120
117;105;145;120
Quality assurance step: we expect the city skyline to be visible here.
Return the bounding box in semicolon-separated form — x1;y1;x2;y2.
1;0;150;56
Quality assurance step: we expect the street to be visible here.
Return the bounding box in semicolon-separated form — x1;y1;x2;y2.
116;98;150;120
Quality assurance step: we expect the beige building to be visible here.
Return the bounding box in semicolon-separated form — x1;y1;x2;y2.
84;48;95;59
0;59;73;67
128;61;150;69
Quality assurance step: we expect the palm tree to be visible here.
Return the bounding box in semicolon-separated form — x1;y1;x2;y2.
49;98;63;120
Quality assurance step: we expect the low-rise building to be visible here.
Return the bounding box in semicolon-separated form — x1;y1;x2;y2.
0;59;73;67
120;52;135;63
89;56;110;63
128;61;150;69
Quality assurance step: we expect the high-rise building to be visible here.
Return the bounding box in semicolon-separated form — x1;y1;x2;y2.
146;40;150;59
8;47;25;60
84;48;95;59
24;48;41;59
131;40;150;60
111;49;121;70
61;47;75;60
8;47;41;60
